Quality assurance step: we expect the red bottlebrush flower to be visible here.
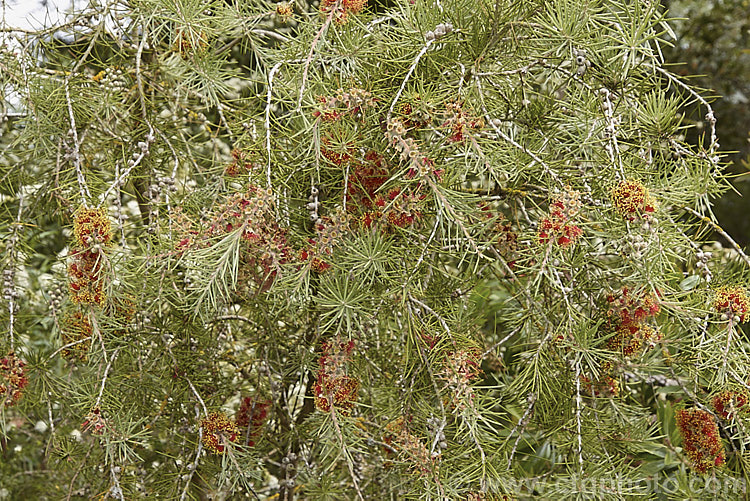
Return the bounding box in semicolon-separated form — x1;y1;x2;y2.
174;29;208;58
315;339;358;415
607;323;660;358
0;352;28;406
537;187;584;247
712;391;750;420
315;375;359;415
442;101;484;143
61;312;93;361
491;214;518;263
396;97;432;130
311;258;331;272
319;339;355;369
81;407;108;435
300;239;332;273
580;375;619;398
224;149;256;176
275;1;294;20
603;287;661;358
68;248;107;306
196;186;293;293
606;287;660;325
201;412;239;454
321;0;367;23
346;154;389;207
437;348;483;410
713;286;750;323
321;138;354;166
611;179;657;220
557;224;583;247
236;397;270;446
73;207;113;249
580;362;619;398
675;408;725;473
383;417;434;474
68;207;113;306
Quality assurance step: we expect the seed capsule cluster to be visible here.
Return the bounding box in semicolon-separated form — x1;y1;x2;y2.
425;22;453;41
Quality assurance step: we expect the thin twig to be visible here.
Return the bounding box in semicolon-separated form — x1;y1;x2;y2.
652;65;719;158
388;39;434;121
574;360;584;475
63;79;91;205
508;392;537;468
6;191;23;351
266;61;283;189
95;348;121;408
297;3;339;111
682;206;750;268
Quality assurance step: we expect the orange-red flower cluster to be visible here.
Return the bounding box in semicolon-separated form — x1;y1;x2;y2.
713;286;750;323
201;412;239;454
438;348;483;410
396;95;432;130
676;408;725;473
605;287;661;358
236;396;270;447
611;179;656;220
299;243;332;273
608;323;660;358
493;216;518;260
321;0;367;24
73;207;113;248
537;187;583;248
61;311;93;361
275;1;294;21
346;151;389;208
383;416;434;474
314;339;359;416
343;151;426;232
81;407;108;435
712;391;749;420
363;189;426;230
606;287;661;325
441;101;484;143
0;352;28;406
580;362;619;398
174;29;208;58
69;207;113;306
313;87;377;121
178;187;293;292
68;249;107;306
320;136;355;166
224;149;257;177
